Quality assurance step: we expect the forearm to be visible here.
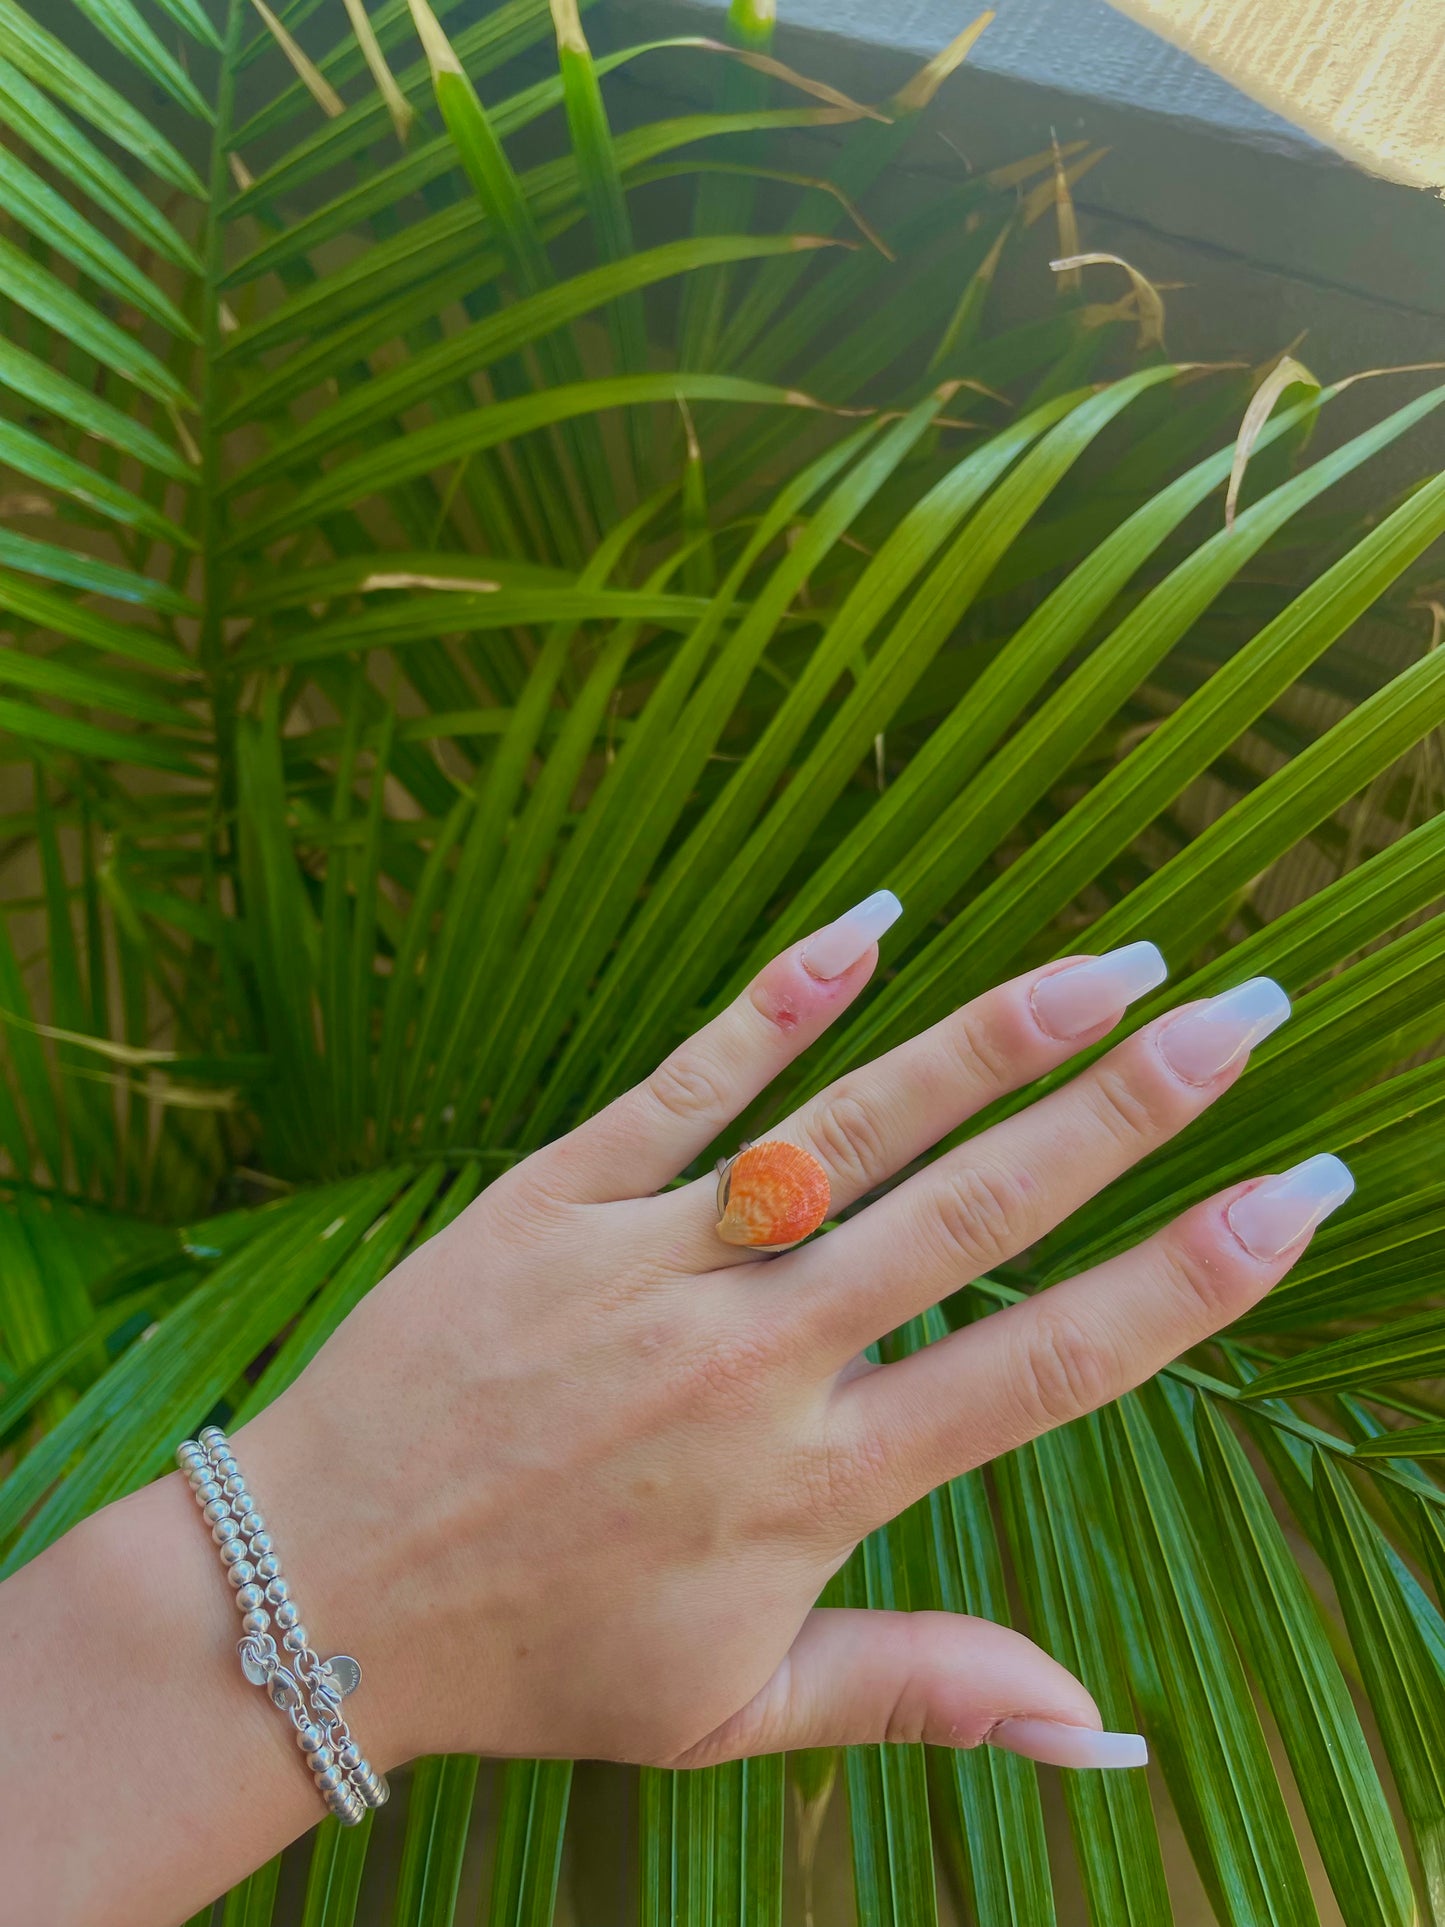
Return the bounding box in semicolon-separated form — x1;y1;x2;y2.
0;1450;357;1927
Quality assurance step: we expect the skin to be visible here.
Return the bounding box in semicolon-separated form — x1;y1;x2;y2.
0;932;1322;1927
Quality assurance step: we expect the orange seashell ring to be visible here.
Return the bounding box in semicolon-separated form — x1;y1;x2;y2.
714;1139;831;1250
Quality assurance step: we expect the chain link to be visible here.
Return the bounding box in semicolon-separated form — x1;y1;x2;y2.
178;1428;388;1824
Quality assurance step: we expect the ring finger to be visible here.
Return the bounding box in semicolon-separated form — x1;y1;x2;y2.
656;938;1173;1268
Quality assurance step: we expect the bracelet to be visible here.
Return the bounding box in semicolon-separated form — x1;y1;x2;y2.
176;1425;388;1825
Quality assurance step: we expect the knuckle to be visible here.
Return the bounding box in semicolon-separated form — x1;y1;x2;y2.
1087;1059;1174;1149
949;1003;1018;1093
925;1158;1034;1273
1016;1301;1117;1429
1158;1215;1256;1328
484;1161;570;1239
809;1084;890;1193
644;1047;730;1128
790;1424;892;1536
672;1323;774;1416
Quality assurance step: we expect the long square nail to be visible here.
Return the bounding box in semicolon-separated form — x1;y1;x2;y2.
1031;941;1168;1040
800;890;903;980
1156;977;1290;1085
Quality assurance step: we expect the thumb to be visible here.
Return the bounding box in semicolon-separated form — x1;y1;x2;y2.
670;1608;1147;1771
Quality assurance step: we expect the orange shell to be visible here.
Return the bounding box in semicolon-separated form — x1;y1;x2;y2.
716;1140;830;1248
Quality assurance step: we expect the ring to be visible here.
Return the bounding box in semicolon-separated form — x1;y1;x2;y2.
714;1139;831;1249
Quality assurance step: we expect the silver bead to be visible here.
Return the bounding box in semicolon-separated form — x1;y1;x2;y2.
227;1560;257;1589
220;1539;248;1566
198;1425;225;1445
313;1764;344;1794
328;1787;365;1825
196;1479;223;1506
248;1531;274;1558
255;1554;281;1582
177;1445;205;1470
234;1583;265;1613
212;1523;241;1550
306;1744;334;1772
223;1474;246;1495
336;1741;361;1770
295;1722;324;1753
187;1470;214;1493
264;1577;289;1605
282;1625;309;1653
227;1490;252;1516
239;1511;265;1536
202;1499;229;1526
241;1608;270;1636
274;1600;299;1631
356;1766;389;1808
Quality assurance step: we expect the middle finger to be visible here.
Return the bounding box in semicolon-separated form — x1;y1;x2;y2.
652;941;1171;1267
781;974;1291;1366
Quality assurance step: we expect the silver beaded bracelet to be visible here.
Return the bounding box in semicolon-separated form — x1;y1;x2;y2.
176;1425;388;1825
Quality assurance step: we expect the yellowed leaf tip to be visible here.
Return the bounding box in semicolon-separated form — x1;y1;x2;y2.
407;0;463;76
0;1009;182;1068
361;572;500;593
689;39;889;121
249;0;345;116
987;140;1087;193
343;0;416;142
1048;134;1081;287
1226;353;1320;530
1332;358;1445;395
677;395;701;463
1051;252;1168;349
890;12;993;115
1020;148;1108;229
549;0;588;56
166;400;202;467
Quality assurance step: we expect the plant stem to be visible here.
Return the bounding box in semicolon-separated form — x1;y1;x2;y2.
196;0;244;922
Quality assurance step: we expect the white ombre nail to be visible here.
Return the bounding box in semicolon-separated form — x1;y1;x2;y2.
1030;941;1168;1040
800;890;903;981
1228;1153;1355;1260
990;1718;1149;1770
1156;977;1291;1085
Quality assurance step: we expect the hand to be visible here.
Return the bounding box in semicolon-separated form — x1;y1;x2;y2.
230;892;1349;1776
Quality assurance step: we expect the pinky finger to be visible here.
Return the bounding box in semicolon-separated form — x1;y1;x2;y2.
829;1153;1356;1527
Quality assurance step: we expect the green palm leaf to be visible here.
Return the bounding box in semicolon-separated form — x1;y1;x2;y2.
4;1;1445;1921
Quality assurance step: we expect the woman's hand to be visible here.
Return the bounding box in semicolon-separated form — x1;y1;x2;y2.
230;892;1347;1777
7;892;1356;1926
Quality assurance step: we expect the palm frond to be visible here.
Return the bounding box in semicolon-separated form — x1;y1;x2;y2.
4;1;1445;1921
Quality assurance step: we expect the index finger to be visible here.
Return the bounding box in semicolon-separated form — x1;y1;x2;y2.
538;891;902;1202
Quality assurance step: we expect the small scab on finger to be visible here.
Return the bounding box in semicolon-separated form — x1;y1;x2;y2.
748;972;802;1033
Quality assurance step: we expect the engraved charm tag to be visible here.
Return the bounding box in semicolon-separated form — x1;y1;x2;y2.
240;1648;270;1687
324;1654;362;1697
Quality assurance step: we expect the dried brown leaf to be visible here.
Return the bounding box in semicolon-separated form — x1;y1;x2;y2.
1226;353;1319;529
249;0;345;115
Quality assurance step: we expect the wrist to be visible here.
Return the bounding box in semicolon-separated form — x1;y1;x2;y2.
0;1467;321;1927
232;1393;420;1772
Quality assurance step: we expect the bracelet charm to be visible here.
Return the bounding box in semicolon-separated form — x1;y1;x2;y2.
177;1426;387;1824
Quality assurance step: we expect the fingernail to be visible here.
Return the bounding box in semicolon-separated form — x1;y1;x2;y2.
1156;977;1290;1085
1030;941;1168;1040
1227;1152;1355;1260
800;890;903;980
990;1718;1149;1770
